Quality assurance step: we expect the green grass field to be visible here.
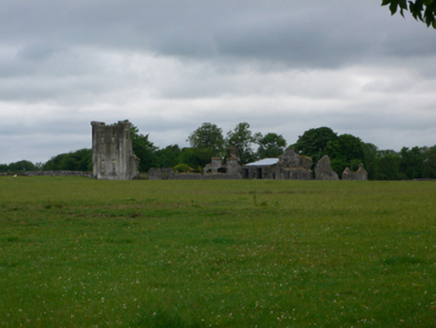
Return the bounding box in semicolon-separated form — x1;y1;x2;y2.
0;177;435;327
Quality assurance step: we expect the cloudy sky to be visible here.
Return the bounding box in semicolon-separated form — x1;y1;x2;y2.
1;1;436;164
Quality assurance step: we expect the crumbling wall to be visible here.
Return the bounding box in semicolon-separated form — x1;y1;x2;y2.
91;120;139;180
314;155;339;180
203;154;242;178
276;148;313;180
148;168;175;180
204;157;223;174
342;164;368;181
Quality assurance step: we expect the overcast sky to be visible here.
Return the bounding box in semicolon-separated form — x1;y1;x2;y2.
1;1;436;164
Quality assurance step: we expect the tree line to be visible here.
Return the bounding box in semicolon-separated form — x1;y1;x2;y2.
2;123;436;180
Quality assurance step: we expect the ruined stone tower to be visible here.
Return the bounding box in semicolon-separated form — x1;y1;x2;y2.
91;120;139;180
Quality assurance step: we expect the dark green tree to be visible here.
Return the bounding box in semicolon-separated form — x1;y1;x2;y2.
377;151;402;180
178;147;214;172
382;0;436;28
43;149;92;171
422;145;436;178
187;123;225;156
399;146;424;179
154;145;182;168
363;142;379;180
294;127;338;164
325;134;366;175
0;164;8;172
7;160;36;172
226;122;261;165
257;133;287;159
130;125;157;172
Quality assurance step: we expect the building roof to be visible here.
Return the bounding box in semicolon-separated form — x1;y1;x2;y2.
243;158;279;167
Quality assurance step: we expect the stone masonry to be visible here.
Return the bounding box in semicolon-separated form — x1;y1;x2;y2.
91;120;139;180
342;164;368;181
314;155;339;180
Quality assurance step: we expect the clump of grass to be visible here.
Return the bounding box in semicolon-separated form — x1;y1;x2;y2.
43;202;64;210
383;256;424;265
134;308;200;327
6;236;19;242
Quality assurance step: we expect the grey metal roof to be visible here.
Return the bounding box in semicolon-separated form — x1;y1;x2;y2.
243;158;279;167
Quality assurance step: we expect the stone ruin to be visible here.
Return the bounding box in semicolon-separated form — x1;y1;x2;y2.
203;157;242;177
91;120;139;180
275;148;313;180
342;163;368;181
242;148;313;180
148;147;242;180
315;155;339;180
204;147;242;178
147;146;367;181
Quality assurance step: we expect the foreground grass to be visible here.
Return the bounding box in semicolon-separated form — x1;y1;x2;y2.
0;177;435;327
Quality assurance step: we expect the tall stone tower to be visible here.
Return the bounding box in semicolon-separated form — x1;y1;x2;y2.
91;120;139;180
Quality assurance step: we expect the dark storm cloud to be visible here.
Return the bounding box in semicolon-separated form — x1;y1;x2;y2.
1;1;436;163
1;1;425;68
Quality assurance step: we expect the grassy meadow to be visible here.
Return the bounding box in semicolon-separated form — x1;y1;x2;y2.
0;176;435;327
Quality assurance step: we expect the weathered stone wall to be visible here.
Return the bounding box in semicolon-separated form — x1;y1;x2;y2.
342;164;368;181
147;168;241;180
279;148;313;170
314;155;339;180
243;165;276;179
91;120;139;180
275;148;313;180
175;173;241;180
226;158;242;176
0;171;92;178
204;157;223;174
279;168;313;180
148;168;175;180
203;154;242;177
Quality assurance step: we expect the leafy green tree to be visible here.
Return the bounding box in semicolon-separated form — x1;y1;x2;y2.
294;127;338;164
43;149;92;171
8;160;36;172
178;147;214;172
325;134;366;175
363;142;379;180
187;123;225;156
399;147;424;179
43;154;67;171
422;145;436;178
154;145;182;168
226;122;261;165
377;151;402;180
130;125;157;172
257;133;287;159
382;0;436;28
0;164;8;172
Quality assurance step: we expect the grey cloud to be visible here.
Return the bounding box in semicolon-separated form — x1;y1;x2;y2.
1;1;436;164
0;1;421;69
16;43;61;61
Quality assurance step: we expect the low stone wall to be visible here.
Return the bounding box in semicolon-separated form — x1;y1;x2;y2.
175;173;242;180
148;168;175;180
0;171;92;178
148;168;242;180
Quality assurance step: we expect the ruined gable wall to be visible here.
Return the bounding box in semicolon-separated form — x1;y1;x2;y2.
314;155;339;180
